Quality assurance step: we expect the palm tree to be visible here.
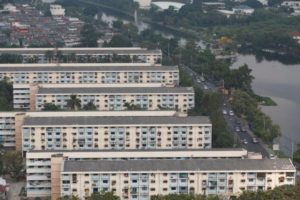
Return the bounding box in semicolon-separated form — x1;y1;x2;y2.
45;50;54;63
83;101;97;110
66;95;81;111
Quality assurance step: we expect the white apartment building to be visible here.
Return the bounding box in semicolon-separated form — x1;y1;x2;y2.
0;47;162;64
58;159;295;200
21;114;212;153
33;86;194;112
0;112;16;149
0;111;185;151
0;63;178;85
50;4;65;16
25;148;248;198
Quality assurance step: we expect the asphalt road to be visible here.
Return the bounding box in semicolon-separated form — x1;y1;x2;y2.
182;65;271;158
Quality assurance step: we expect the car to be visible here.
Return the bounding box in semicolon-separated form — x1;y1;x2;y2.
223;110;227;115
241;127;246;132
197;79;201;83
229;110;234;116
235;127;240;132
252;138;258;144
203;85;208;90
269;154;276;159
243;139;248;145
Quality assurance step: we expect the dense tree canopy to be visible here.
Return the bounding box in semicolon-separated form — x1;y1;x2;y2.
0;79;13;111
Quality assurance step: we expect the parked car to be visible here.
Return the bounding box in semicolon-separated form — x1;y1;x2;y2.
229;110;234;116
235;127;240;132
223;110;227;115
243;139;248;145
269;154;276;159
252;138;258;144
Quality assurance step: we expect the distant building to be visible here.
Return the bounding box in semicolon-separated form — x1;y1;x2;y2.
202;2;226;10
134;0;152;9
151;1;185;11
50;4;65;16
42;0;56;3
288;32;300;44
232;5;255;15
2;3;19;12
281;1;300;15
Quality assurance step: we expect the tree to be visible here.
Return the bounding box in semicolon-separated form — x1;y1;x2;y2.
293;143;300;163
151;194;219;200
80;24;98;47
58;196;80;200
88;191;120;200
0;53;23;63
82;101;97;111
42;103;61;111
0;78;13;111
66;95;81;111
3;151;24;180
45;50;54;63
107;35;132;47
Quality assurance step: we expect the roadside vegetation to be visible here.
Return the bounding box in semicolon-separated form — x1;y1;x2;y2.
58;183;300;200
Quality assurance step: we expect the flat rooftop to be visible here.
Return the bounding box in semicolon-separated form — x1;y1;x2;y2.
0;47;162;55
63;159;295;172
0;65;177;72
28;148;246;153
23;116;211;126
37;87;194;94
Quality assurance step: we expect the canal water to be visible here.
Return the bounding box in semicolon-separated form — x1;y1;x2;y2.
231;54;300;155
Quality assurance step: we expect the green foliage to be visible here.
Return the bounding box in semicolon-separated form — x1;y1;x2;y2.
66;95;82;111
42;103;62;111
88;191;120;200
293;143;300;163
224;64;254;93
107;35;133;47
0;53;23;63
123;102;145;111
237;184;300;200
58;195;80;200
2;151;24;180
82;101;97;111
151;194;221;200
179;68;193;87
0;79;13;111
80;23;98;47
244;0;263;8
231;90;281;142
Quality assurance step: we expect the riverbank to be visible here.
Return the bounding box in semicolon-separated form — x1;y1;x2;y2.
232;54;300;155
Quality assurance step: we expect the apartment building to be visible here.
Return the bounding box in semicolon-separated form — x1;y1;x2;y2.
0;112;16;149
32;86;194;112
25;148;248;198
1;111;185;151
0;47;162;64
0;63;178;85
21;114;212;153
58;159;295;200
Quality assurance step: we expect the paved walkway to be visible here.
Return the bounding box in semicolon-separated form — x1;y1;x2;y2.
7;180;25;200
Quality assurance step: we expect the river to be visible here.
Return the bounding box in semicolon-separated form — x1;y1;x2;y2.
231;54;300;155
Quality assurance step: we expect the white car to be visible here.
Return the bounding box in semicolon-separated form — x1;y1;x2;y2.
269;154;276;159
223;110;227;115
243;139;248;145
204;85;208;90
229;110;234;116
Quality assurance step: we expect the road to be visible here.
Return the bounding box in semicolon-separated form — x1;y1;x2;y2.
182;65;271;158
